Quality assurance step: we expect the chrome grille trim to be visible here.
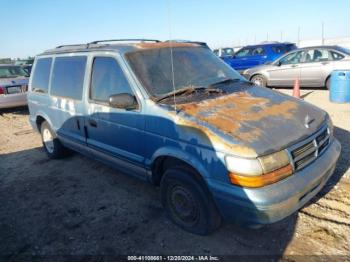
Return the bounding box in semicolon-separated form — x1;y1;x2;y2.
288;124;331;172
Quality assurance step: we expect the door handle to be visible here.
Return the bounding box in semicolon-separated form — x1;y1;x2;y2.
89;119;97;128
291;64;299;68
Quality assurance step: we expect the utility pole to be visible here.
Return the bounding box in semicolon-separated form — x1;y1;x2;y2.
266;32;269;42
280;31;283;42
297;26;301;46
322;22;325;45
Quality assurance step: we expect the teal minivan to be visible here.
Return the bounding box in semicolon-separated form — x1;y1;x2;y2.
28;40;341;235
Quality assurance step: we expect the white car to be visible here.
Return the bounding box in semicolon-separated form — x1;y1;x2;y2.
0;65;29;109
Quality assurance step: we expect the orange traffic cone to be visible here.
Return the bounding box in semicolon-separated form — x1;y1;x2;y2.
293;79;300;98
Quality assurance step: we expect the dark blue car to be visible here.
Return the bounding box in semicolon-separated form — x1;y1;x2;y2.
223;42;297;72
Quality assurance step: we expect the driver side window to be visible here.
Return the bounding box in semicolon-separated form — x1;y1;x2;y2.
90;57;134;102
235;48;252;57
279;51;304;65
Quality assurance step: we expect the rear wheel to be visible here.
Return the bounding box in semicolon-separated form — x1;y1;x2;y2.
326;77;331;90
40;121;67;159
251;74;267;87
160;167;222;235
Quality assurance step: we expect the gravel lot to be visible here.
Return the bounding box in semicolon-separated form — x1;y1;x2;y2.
0;89;349;258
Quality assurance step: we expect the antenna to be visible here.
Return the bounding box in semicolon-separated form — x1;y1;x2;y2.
167;0;177;114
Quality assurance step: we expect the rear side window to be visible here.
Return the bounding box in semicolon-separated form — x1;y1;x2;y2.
90;57;133;102
235;48;252;57
50;56;87;100
31;58;52;93
251;47;265;55
304;49;330;63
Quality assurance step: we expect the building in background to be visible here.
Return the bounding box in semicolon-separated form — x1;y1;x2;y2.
299;37;350;48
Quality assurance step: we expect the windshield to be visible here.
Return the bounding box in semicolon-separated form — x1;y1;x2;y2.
0;66;29;78
125;47;242;97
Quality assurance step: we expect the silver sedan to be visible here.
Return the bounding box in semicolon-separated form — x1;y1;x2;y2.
0;65;29;109
242;46;350;89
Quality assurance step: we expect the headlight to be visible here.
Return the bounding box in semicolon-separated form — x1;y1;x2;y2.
225;150;293;188
242;69;250;77
327;116;334;137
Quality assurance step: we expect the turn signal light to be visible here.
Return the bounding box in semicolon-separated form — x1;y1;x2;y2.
228;164;293;188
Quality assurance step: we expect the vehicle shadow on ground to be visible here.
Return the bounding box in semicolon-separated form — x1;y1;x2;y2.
308;126;350;204
0;146;298;257
0;106;29;116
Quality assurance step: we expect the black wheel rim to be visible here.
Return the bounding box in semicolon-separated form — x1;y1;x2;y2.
169;185;199;226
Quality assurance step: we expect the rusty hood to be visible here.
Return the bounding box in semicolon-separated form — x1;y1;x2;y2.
174;86;327;157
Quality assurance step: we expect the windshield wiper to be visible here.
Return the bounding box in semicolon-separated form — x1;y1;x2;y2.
155;86;222;103
155;87;196;102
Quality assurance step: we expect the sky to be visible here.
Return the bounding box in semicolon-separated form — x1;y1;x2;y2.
1;0;349;58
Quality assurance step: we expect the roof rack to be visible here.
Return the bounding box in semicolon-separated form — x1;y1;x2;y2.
88;39;161;45
56;44;89;49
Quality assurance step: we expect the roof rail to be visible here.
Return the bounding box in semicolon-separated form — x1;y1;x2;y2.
56;44;89;49
88;39;161;45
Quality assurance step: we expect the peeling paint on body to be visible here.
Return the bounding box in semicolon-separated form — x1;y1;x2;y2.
177;92;299;142
164;88;325;158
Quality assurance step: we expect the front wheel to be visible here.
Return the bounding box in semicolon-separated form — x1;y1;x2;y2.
160;167;222;235
251;74;267;87
40;121;67;159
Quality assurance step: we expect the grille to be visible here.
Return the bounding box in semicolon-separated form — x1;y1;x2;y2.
290;126;331;171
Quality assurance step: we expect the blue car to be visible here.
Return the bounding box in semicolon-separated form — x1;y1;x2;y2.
28;40;340;235
223;42;297;72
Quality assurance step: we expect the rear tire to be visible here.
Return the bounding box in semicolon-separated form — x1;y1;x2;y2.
251;74;267;87
326;77;331;90
40;121;67;159
160;167;222;235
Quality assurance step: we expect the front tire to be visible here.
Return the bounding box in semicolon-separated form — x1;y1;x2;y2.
251;74;267;87
40;121;67;159
160;167;222;235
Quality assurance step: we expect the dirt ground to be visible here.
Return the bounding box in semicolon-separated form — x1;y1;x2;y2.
0;89;349;259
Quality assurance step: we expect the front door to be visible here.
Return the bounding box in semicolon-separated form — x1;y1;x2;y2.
231;47;266;71
85;55;146;177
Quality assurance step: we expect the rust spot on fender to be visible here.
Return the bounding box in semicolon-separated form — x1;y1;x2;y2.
169;112;258;157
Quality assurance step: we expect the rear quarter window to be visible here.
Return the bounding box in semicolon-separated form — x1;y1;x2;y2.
50;56;87;100
31;58;52;93
331;51;345;61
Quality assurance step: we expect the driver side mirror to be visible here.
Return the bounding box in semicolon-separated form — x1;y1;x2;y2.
109;93;138;110
275;61;282;66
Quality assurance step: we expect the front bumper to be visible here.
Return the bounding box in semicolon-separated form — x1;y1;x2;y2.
207;138;341;225
0;93;27;109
